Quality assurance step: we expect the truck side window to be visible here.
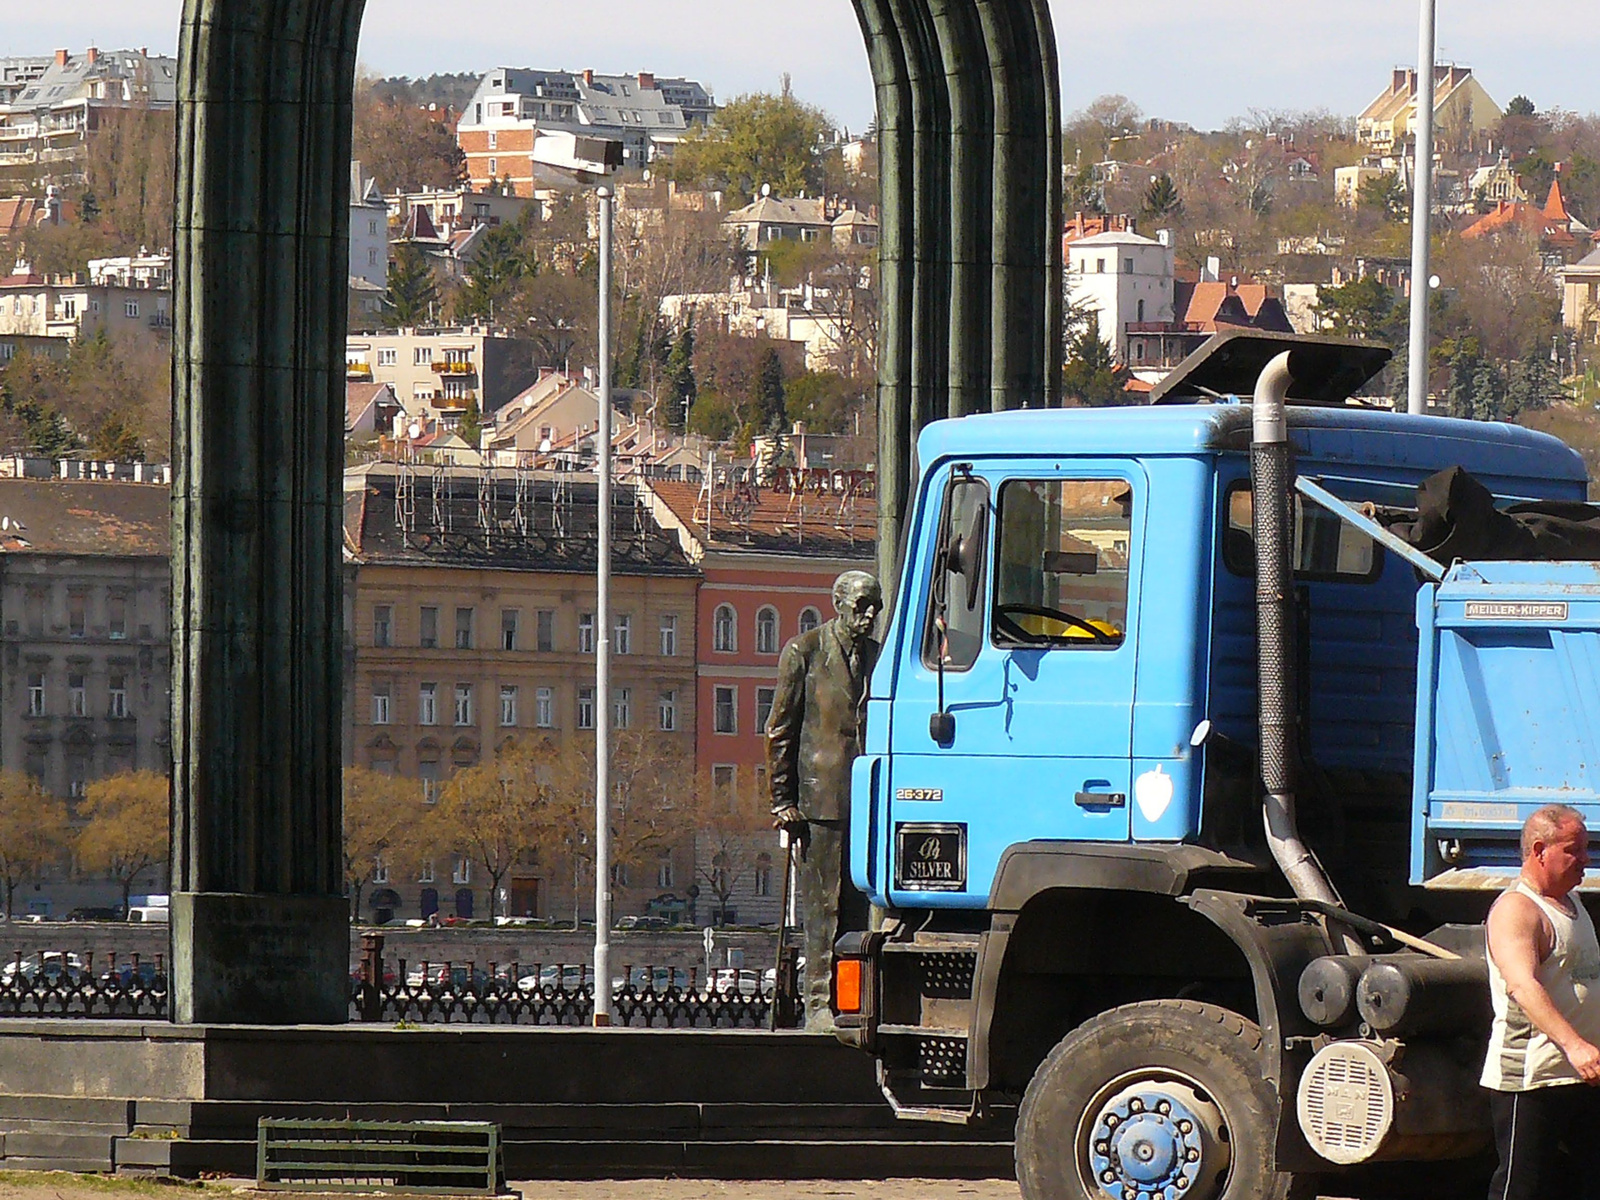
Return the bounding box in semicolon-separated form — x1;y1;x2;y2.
991;479;1130;649
921;474;990;672
1223;485;1380;582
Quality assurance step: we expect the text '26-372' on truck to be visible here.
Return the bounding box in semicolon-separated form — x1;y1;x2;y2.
828;330;1600;1199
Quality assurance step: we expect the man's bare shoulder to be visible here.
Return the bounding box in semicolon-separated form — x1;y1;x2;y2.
1488;889;1553;958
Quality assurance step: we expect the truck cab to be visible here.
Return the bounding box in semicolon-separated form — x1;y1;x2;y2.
833;336;1590;1200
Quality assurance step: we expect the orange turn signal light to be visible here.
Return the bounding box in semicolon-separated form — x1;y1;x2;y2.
834;957;863;1013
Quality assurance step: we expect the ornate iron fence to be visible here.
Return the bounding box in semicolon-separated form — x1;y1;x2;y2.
0;949;169;1018
0;936;803;1028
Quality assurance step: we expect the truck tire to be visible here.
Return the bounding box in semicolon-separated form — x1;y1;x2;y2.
1015;999;1294;1200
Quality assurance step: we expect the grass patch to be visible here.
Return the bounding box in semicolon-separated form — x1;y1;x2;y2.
0;1173;217;1195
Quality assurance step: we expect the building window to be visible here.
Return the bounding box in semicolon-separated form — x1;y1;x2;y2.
372;682;391;725
487;157;498;176
109;674;127;719
755;686;776;733
501;609;519;650
453;857;472;885
658;689;676;731
756;606;779;654
613;687;631;730
614;613;631;655
755;853;773;897
658;613;677;656
657;853;674;889
68;592;86;638
798;606;822;634
373;604;392;647
69;673;86;718
378;348;396;366
577;686;595;730
713;604;736;652
500;685;518;727
454;683;474;726
578;612;595;653
419;682;438;725
420;606;439;648
1124;256;1134;274
26;673;43;717
69;774;87;800
455;607;474;650
419;859;435;883
108;594;126;640
373;857;389;884
713;685;737;734
711;764;736;796
536;609;554;651
124;300;139;318
487;130;498;150
419;760;441;803
535;686;554;728
413;346;433;366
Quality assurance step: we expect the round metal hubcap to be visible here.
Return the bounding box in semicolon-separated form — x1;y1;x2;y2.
1081;1076;1230;1200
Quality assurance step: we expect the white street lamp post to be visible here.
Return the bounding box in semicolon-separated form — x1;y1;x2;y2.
1407;0;1437;416
593;186;614;1024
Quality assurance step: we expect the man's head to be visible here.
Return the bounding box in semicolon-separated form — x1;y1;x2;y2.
1522;804;1591;898
832;570;883;641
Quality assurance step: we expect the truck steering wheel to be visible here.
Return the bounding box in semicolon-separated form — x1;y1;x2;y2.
993;602;1120;646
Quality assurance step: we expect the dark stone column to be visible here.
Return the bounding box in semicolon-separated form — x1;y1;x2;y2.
170;0;366;1024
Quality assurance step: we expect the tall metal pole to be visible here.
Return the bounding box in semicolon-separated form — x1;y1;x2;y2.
1406;0;1437;416
593;186;614;1024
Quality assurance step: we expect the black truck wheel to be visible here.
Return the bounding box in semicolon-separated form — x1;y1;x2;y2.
1015;999;1295;1200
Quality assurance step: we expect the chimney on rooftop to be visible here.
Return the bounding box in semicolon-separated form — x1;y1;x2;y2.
54;49;69;67
86;47;98;66
583;69;594;87
637;72;655;90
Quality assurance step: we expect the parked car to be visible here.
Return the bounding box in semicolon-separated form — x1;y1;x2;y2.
404;964;490;992
517;964;586;994
611;966;692;995
712;968;763;997
1;953;88;985
100;962;166;989
66;907;123;922
126;905;168;923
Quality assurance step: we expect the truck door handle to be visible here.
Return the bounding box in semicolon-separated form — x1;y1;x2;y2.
1075;791;1126;808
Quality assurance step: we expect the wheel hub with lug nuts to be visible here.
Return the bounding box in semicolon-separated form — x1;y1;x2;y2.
1086;1083;1226;1200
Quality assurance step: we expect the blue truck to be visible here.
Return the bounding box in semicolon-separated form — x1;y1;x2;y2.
829;331;1599;1199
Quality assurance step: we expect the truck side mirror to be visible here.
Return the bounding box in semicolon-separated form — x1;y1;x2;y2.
929;711;955;745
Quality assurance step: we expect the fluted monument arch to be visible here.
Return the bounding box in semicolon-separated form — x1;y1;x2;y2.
169;0;1061;1021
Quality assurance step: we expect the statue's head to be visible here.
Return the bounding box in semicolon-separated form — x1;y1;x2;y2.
832;570;883;639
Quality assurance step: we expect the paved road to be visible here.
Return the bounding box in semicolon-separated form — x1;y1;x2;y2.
521;1183;1020;1200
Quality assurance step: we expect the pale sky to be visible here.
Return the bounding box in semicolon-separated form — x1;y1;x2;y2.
15;1;1600;135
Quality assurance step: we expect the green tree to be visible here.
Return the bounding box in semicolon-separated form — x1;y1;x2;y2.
384;245;440;327
668;84;833;205
1358;172;1408;221
1141;172;1183;221
1061;328;1132;406
455;222;532;322
76;771;168;914
1315;276;1396;340
784;370;859;433
457;394;483;448
687;389;738;441
664;325;697;432
1505;95;1536;118
754;345;787;432
1505;352;1556;416
0;771;70;920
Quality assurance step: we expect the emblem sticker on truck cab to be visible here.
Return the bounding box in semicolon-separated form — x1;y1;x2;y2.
894;822;967;891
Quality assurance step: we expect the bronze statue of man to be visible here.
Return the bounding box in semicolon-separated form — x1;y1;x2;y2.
766;569;883;1031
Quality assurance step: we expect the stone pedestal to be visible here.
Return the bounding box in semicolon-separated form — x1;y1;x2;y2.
171;894;350;1025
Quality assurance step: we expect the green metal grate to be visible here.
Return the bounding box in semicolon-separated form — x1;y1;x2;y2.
257;1118;504;1195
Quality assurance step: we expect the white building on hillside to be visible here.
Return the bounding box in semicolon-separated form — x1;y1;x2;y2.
1064;230;1175;363
349;161;389;290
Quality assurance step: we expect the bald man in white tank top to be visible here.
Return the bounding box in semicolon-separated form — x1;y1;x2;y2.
1483;804;1600;1200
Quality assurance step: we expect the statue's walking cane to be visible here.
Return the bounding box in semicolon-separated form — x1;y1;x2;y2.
770;832;799;1030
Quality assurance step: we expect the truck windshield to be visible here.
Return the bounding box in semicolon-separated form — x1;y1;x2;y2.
992;479;1131;648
